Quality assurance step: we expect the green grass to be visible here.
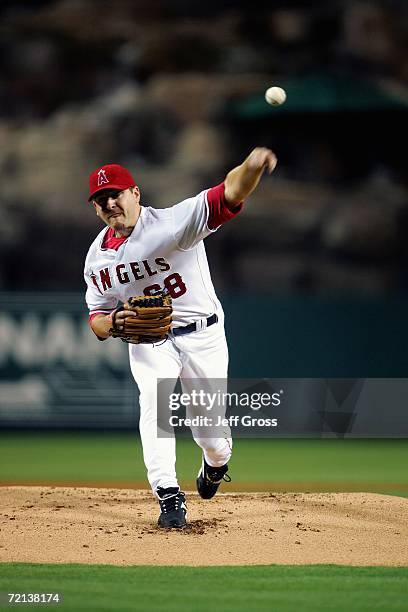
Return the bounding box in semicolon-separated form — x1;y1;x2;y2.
1;434;407;495
1;437;407;610
0;564;407;612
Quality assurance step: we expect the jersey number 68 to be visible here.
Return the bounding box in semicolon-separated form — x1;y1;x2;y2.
143;272;187;299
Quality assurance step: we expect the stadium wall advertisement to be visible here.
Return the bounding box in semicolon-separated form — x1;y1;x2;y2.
0;292;407;434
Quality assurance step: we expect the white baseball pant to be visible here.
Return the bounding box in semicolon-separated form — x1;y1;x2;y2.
128;321;232;494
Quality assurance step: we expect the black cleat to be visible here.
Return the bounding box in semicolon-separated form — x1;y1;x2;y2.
157;487;187;528
196;458;231;499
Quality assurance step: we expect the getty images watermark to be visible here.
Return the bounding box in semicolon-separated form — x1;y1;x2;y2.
156;378;284;438
168;388;281;428
157;378;408;438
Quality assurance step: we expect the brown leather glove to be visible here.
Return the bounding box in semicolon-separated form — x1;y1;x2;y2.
109;292;172;344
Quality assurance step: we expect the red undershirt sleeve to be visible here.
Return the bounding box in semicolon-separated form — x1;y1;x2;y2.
206;182;243;230
89;312;105;323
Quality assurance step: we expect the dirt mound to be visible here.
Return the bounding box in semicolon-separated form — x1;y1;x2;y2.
1;487;407;566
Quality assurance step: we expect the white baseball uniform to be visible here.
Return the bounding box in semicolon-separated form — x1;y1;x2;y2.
84;183;241;493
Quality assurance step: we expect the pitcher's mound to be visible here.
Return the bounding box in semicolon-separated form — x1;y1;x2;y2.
1;487;407;566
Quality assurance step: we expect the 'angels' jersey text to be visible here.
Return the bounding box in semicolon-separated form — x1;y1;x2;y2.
91;257;171;293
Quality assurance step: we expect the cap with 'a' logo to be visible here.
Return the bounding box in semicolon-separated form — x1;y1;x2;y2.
88;164;137;201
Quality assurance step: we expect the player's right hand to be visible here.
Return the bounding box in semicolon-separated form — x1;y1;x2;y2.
245;147;277;174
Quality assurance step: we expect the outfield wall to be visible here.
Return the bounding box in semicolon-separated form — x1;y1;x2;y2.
1;292;408;430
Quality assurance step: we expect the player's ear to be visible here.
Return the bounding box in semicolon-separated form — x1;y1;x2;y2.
92;201;99;215
131;186;140;201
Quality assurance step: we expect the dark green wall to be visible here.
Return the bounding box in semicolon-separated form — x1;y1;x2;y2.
222;294;408;377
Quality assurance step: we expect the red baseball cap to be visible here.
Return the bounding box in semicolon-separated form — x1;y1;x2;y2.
88;164;137;201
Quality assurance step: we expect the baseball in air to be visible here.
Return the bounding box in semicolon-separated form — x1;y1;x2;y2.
265;86;287;106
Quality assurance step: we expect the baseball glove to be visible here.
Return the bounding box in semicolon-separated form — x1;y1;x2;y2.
109;292;172;344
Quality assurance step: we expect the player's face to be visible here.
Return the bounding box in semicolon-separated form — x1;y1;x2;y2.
93;187;141;236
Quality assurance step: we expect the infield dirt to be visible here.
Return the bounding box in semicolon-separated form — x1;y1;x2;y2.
1;487;407;566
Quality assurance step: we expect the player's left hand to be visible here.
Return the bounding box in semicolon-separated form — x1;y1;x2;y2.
110;309;138;332
109;293;173;344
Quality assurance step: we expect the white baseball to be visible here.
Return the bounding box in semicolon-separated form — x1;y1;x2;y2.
265;86;287;106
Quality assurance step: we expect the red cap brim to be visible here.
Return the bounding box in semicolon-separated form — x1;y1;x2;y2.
88;184;135;202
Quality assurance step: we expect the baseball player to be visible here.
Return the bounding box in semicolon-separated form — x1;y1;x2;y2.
84;147;277;528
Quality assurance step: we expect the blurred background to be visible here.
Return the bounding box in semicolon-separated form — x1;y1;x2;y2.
0;0;407;472
1;0;407;295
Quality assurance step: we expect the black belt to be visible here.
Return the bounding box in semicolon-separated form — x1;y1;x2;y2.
172;314;218;337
